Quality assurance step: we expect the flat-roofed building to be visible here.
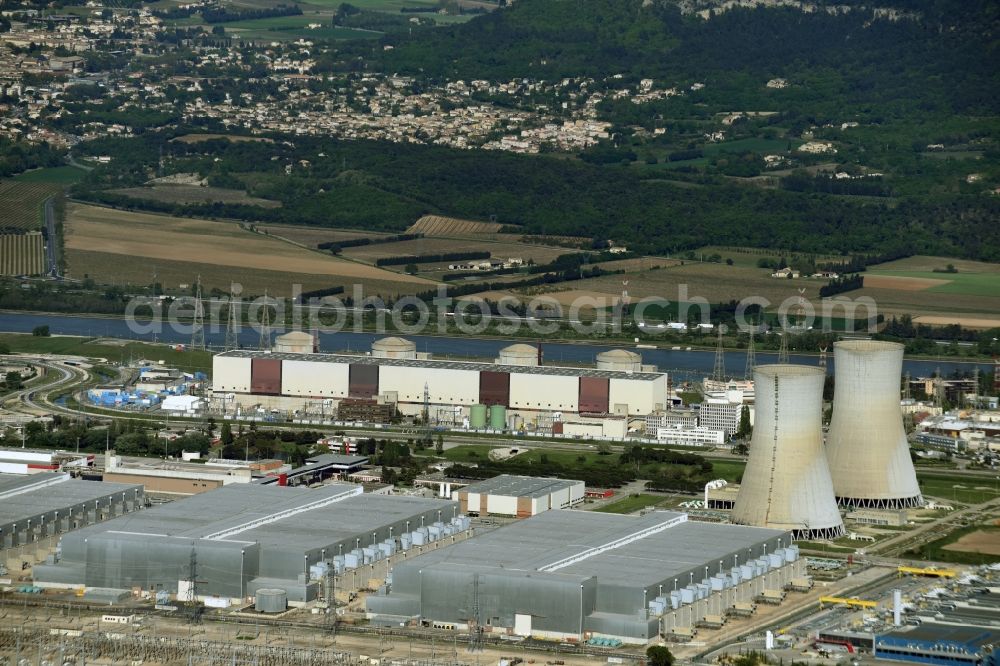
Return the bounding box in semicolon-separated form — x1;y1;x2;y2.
456;475;584;518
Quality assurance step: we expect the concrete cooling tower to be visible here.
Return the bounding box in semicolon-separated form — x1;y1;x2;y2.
826;340;923;509
731;365;845;540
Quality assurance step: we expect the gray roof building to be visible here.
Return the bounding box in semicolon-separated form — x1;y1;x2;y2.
0;473;144;549
367;510;790;642
34;483;458;603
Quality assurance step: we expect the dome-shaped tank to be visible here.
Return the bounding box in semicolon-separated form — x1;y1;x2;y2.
596;349;642;372
371;336;416;359
274;331;315;354
497;343;538;367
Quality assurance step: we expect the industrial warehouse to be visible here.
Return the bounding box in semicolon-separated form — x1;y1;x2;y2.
0;473;144;551
211;337;669;429
366;510;802;644
34;483;462;605
456;474;585;518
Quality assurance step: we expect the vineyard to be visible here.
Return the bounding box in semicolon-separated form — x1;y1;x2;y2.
0;182;59;232
406;214;504;236
0;231;46;275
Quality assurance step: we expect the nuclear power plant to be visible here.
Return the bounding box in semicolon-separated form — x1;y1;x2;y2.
826;340;924;509
730;365;845;540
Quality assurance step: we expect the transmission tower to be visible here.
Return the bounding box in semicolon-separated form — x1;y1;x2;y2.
904;371;911;400
712;326;726;382
778;331;790;364
818;345;828;369
190;275;205;349
258;290;272;351
744;328;756;380
225;283;241;350
468;573;483;653
972;367;980;408
422;382;430;425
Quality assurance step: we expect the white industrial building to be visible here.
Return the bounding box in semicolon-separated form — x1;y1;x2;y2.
826;340;924;509
655;425;725;447
699;391;745;437
456;475;585;518
730;365;845;540
211;339;669;425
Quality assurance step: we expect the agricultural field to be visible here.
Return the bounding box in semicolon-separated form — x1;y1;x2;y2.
63;203;437;296
691;245;849;269
0;182;59;231
12;166;88;184
258;224;390;247
914;524;1000;566
0;232;46;276
110;185;281;208
406;214;505;236
339;236;568;267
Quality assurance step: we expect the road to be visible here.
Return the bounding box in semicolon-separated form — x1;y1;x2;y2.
42;196;59;278
1;355;87;416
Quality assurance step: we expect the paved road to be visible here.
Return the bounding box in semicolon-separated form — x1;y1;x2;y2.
42;196;59;278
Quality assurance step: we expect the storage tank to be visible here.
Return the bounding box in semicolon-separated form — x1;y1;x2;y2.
596;349;643;372
274;330;315;354
255;589;287;614
371;336;417;359
731;365;845;540
489;405;507;430
497;343;539;367
469;404;488;429
826;340;923;509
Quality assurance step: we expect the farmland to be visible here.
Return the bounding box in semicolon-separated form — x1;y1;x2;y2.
0;182;59;231
63;203;437;296
339;236;568;268
0;232;46;276
406;214;505;236
110;185;281;208
258;224;390;248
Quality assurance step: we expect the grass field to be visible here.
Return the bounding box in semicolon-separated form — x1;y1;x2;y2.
12;166;88;184
911;524;1000;566
63;203;437;296
691;246;848;269
594;493;667;514
0;182;59;231
110;185;281;208
221;16;381;41
865;270;1000;298
917;473;1000;504
0;333;213;373
171;134;274;144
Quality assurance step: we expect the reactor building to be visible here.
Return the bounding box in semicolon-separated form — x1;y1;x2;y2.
211;339;668;425
34;483;461;605
730;365;845;540
826;340;923;509
366;509;802;644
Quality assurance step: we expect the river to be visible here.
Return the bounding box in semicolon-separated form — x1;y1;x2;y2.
0;311;991;381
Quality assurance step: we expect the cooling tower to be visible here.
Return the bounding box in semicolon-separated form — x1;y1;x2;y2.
731;365;845;540
826;340;923;509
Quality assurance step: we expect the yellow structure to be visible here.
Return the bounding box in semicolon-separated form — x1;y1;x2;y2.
897;566;957;578
819;596;878;609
